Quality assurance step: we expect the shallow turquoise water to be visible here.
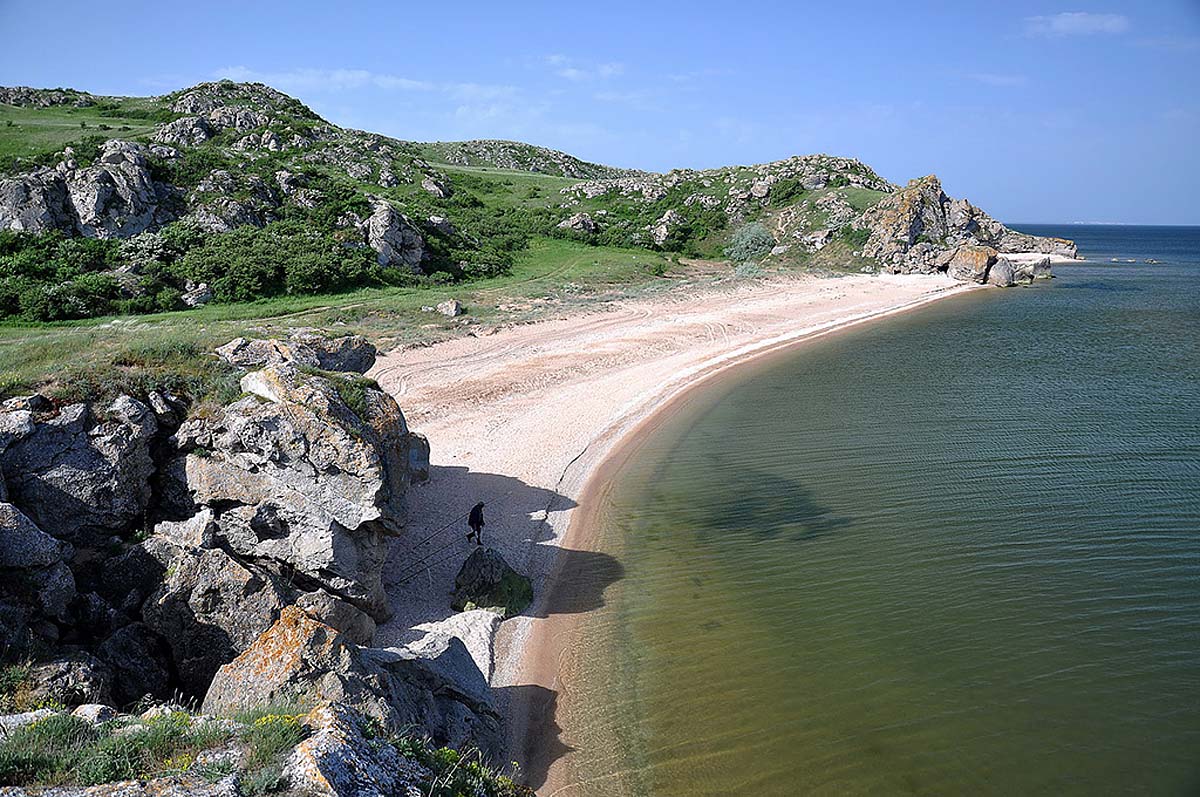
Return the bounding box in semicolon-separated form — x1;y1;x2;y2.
574;227;1200;795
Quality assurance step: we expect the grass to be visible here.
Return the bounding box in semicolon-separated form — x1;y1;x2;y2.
0;709;234;787
0;237;680;403
0;101;160;169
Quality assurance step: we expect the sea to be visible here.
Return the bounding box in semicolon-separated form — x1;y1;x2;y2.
558;225;1200;795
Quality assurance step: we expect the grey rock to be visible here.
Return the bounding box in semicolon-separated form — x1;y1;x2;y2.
947;245;998;284
0;397;156;543
28;653;114;707
451;547;533;619
96;622;172;705
0;501;76;619
986;258;1016;288
0;709;55;737
420;175;451;198
436;299;463;317
362;198;425;272
284;703;431;797
71;703;119;725
141;540;286;697
648;209;684;247
557;212;599;234
151;116;213;147
180;281;213;307
295;589;376;645
176;364;419;619
288;330;377;373
203;607;501;754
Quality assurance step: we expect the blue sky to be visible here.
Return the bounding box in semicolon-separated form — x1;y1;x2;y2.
2;0;1197;224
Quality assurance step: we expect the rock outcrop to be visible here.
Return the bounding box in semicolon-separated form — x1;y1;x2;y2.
860;175;1077;276
0;141;179;237
174;363;420;619
215;331;376;374
203;607;501;754
361;198;426;272
283;703;432;796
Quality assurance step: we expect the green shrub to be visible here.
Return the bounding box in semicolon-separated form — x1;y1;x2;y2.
840;226;871;247
724;222;776;263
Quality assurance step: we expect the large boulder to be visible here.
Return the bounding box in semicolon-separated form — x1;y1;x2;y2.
67;141;177;238
947;244;998;283
202;607;501;754
362;198;425;272
451;547;533;619
0;396;157;543
175;364;420;619
986;257;1016;288
152;116;214;147
557;212;598;234
140;535;288;697
215;332;376;374
0;502;75;621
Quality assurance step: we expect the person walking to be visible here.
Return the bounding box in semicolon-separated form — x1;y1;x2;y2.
467;501;486;545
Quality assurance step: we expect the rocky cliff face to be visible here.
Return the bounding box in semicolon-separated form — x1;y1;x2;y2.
0;335;511;761
859;175;1077;274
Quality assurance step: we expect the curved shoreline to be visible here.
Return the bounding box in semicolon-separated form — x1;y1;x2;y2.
369;272;980;793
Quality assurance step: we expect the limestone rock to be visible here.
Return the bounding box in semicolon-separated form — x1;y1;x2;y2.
413;610;502;683
436;299;463;317
860;175;1073;275
801;229;834;252
202;607;501;753
151;116;214;147
180;281;213;307
451;547;533;619
986;257;1016;288
420;175;451;198
0;141;177;238
0;397;156;543
0;709;55;737
947;245;998;283
362;199;425;272
176;364;419;619
71;703;119;725
649;209;684;247
283;703;431;796
557;212;599;234
141;541;287;697
96;622;173;706
295;590;376;645
287;331;377;374
0;502;75;620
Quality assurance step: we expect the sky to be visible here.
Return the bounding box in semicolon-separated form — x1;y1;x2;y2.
1;0;1198;224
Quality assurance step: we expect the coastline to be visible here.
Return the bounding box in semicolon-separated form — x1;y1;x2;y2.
368;270;979;792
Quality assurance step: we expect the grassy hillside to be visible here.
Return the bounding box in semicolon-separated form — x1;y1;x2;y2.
0;80;920;402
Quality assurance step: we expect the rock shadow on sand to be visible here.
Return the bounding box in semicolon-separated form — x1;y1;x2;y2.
382;465;623;626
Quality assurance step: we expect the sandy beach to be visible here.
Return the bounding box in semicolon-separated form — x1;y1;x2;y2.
369;270;972;792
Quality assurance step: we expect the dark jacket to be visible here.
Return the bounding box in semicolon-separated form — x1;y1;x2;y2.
468;503;485;529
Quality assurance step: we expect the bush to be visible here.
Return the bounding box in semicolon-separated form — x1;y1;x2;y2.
840;226;871;247
724;222;776;263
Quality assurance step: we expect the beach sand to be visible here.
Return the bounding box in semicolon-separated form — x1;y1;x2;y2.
369;270;971;792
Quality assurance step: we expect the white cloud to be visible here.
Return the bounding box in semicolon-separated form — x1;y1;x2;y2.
969;72;1028;87
1024;12;1130;37
542;55;625;81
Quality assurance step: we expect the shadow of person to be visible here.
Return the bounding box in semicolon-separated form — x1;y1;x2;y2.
494;684;573;791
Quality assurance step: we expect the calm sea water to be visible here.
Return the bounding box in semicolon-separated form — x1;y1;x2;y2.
565;226;1200;795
